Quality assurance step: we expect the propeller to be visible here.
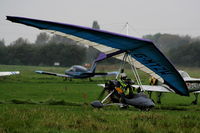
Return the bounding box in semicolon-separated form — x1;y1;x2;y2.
98;87;107;100
98;80;117;100
98;83;109;100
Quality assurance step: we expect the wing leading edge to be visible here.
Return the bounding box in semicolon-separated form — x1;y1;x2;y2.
35;70;71;78
6;16;189;96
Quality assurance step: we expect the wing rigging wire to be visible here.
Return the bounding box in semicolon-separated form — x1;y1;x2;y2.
116;53;128;79
127;55;144;91
115;52;144;92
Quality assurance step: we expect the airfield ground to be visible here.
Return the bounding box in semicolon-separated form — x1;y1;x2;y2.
0;65;200;133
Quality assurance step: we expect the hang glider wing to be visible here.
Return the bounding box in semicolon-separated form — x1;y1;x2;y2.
6;16;189;96
35;70;71;78
0;71;20;77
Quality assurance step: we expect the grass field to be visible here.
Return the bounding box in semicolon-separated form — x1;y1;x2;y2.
0;65;200;133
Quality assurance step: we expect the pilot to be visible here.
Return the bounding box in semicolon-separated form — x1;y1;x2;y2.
149;76;162;85
149;76;162;104
118;73;135;99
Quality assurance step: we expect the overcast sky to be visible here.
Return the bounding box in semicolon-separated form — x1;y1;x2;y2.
1;0;200;45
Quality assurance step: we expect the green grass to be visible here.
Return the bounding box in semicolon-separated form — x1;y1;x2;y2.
0;65;200;133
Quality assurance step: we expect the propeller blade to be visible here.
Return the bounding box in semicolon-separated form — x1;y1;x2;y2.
98;88;107;100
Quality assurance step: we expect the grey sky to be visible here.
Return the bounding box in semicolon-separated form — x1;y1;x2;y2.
1;0;200;45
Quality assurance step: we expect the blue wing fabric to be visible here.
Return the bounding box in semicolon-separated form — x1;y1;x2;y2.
6;16;189;96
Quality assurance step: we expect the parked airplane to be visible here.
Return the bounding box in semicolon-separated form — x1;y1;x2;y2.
139;70;200;104
179;70;200;84
0;71;20;77
179;70;200;104
7;16;189;110
35;53;119;80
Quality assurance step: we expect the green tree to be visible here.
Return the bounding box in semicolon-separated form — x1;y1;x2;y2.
0;39;7;64
169;41;200;67
0;39;5;46
143;33;191;54
35;32;50;45
92;20;100;30
7;38;36;65
10;37;29;46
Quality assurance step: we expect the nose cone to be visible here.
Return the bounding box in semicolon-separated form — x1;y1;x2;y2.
91;100;103;108
64;70;69;75
140;97;155;108
125;93;155;110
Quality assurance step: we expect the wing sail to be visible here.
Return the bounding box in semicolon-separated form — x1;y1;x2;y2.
6;16;189;96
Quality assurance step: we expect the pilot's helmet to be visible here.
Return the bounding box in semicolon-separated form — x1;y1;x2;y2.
120;73;127;80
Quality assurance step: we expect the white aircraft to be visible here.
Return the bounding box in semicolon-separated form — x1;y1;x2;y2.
0;71;20;77
133;70;200;104
98;70;200;104
179;70;200;84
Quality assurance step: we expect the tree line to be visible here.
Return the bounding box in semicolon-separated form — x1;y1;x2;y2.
0;33;118;67
143;33;200;67
0;34;88;66
0;20;120;67
1;30;200;67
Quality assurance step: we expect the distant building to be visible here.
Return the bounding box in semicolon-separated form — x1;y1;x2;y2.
54;62;60;66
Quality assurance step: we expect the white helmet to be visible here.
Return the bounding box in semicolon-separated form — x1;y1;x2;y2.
120;73;127;79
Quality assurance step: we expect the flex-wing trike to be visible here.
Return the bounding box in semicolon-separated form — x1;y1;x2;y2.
91;79;155;110
6;16;189;110
91;52;155;110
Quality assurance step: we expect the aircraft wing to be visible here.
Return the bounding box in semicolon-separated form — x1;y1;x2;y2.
132;85;174;93
98;83;200;94
193;91;200;93
94;71;119;77
184;77;200;83
133;85;200;94
97;84;174;93
7;16;189;96
35;70;71;78
0;71;20;77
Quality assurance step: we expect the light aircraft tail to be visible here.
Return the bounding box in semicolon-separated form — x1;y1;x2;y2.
89;51;124;73
89;53;102;73
90;62;97;73
89;52;111;73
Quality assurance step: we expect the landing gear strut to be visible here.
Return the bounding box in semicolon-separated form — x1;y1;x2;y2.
191;93;199;105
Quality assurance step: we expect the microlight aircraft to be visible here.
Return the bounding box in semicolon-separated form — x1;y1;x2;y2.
35;53;119;80
6;16;189;109
179;70;200;104
135;70;200;104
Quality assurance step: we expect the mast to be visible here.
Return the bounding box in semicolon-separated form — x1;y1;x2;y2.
126;22;129;35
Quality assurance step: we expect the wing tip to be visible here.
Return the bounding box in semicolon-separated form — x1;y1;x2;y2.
6;16;18;22
164;81;189;96
35;70;43;74
6;16;13;20
175;89;189;96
